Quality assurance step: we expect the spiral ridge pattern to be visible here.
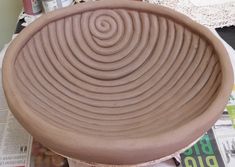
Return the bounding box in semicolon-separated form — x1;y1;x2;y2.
14;9;221;138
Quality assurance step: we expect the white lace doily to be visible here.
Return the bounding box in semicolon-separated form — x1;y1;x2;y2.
145;0;235;28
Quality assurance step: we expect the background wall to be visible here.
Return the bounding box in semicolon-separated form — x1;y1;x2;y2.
0;0;22;50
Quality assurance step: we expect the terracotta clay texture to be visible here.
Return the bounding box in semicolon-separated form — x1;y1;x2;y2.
2;0;234;165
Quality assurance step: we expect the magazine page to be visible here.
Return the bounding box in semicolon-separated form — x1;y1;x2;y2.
180;129;225;167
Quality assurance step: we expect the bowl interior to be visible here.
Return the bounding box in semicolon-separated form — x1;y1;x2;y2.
14;9;221;138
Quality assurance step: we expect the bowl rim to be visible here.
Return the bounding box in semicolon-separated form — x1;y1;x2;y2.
2;0;234;165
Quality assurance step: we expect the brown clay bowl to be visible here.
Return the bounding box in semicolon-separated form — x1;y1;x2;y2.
2;0;233;165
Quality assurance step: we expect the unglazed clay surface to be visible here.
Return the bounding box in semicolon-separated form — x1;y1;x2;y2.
2;0;233;165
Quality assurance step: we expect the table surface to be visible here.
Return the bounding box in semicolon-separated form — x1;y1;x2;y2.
216;26;235;49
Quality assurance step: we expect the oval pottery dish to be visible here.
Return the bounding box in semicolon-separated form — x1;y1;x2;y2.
2;0;234;165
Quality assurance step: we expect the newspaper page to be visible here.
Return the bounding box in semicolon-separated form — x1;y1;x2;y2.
0;44;32;167
213;121;235;167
